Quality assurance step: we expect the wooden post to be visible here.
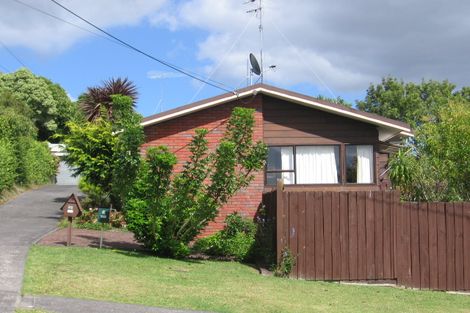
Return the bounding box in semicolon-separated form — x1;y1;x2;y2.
276;179;285;264
67;216;73;246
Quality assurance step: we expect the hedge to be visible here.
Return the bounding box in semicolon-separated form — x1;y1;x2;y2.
0;139;17;193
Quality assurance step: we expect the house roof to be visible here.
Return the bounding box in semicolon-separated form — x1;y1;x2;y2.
141;83;413;142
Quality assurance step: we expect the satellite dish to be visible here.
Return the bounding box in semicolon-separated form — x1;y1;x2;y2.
249;53;261;76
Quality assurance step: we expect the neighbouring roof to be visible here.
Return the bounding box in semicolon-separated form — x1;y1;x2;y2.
141;83;413;143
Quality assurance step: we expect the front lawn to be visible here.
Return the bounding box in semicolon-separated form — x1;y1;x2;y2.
23;246;470;313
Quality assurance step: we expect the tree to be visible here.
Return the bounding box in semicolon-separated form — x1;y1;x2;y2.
389;101;470;201
356;77;461;127
79;77;138;122
0;90;37;141
63;95;143;209
316;94;352;107
0;68;80;141
125;107;267;258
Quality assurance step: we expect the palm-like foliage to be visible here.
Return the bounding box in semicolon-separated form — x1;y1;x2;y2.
79;77;138;121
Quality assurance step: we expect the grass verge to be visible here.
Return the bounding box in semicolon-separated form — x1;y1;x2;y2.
0;185;40;205
23;246;470;313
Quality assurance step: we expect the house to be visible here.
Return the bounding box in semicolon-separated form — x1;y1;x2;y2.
48;143;80;185
141;84;412;236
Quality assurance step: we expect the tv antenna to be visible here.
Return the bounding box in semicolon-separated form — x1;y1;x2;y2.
246;0;264;83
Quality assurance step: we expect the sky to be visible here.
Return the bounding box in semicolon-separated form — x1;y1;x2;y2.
1;0;469;117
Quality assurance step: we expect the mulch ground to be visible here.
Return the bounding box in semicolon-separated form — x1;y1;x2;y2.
37;228;146;251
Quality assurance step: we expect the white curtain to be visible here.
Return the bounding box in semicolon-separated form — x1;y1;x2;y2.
295;146;338;184
357;145;373;183
281;147;294;184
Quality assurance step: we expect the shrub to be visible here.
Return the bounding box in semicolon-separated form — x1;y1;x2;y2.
125;107;267;258
274;247;296;278
193;212;256;261
78;178;110;209
63;95;143;210
60;207;126;230
15;137;57;185
0;139;17;193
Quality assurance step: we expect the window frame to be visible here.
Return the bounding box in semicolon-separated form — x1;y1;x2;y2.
265;144;342;186
265;146;296;185
344;144;376;186
265;144;376;186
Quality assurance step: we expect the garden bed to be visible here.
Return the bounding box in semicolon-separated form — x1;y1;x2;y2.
37;228;144;251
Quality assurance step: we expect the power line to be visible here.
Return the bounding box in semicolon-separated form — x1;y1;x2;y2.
10;0;125;48
0;63;10;72
0;40;27;68
49;0;236;94
269;18;337;99
12;0;231;94
189;14;255;103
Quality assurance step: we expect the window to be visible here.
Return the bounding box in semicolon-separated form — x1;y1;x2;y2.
266;146;295;185
346;145;374;184
266;145;340;185
266;144;375;185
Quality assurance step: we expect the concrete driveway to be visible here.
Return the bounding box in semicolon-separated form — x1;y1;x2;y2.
0;185;79;313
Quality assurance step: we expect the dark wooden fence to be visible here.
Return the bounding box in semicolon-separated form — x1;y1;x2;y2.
396;202;470;291
272;182;470;291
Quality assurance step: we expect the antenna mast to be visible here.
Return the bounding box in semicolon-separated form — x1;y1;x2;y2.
246;0;264;83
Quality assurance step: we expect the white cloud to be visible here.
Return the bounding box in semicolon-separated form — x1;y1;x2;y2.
0;0;167;54
155;0;470;94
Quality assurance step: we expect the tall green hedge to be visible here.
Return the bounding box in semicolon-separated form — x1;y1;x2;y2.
0;139;17;193
0;91;57;191
15;137;57;186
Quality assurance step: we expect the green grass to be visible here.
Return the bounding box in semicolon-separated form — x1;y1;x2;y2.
23;246;470;313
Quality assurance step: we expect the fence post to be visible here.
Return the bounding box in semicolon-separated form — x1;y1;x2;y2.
276;179;285;264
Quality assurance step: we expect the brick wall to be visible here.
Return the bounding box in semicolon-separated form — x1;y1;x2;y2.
142;95;264;236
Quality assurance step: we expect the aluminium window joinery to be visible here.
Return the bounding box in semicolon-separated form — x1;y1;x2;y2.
266;144;374;185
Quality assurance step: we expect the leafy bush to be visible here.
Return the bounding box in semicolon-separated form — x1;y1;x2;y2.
193;213;256;261
78;178;110;209
274;247;296;277
389;101;470;201
60;207;126;230
0;139;17;193
64;95;143;210
125;107;267;258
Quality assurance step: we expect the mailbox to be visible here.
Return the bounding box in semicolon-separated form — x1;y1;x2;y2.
61;193;83;218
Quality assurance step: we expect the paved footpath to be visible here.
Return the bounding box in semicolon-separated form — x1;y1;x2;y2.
19;295;208;313
0;185;208;313
0;185;79;313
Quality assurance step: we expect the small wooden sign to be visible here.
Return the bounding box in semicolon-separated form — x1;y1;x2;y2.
60;193;83;246
61;193;83;218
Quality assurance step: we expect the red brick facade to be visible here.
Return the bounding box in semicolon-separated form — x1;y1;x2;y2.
142;95;264;236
